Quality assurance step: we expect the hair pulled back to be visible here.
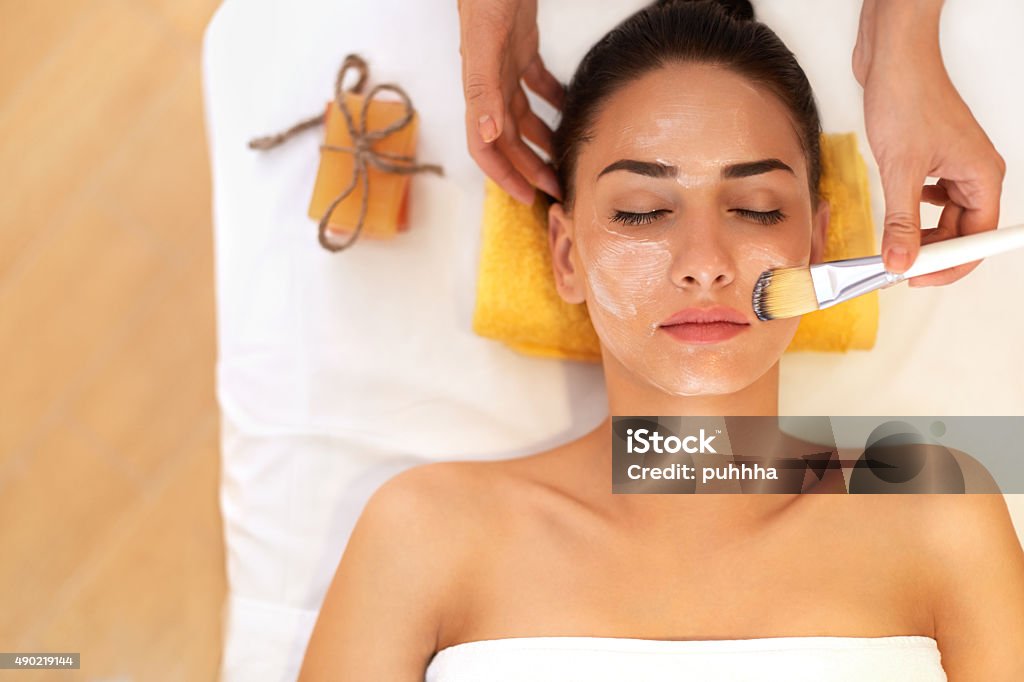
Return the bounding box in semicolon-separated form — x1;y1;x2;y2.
551;0;822;212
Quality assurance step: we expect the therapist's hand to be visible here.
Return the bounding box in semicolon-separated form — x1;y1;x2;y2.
854;0;1005;287
457;0;565;205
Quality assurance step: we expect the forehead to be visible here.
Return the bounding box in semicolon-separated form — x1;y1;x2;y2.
582;63;806;179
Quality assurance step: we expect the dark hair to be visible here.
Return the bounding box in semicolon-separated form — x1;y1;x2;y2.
550;0;822;212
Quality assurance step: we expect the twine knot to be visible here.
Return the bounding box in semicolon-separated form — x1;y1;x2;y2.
248;54;444;252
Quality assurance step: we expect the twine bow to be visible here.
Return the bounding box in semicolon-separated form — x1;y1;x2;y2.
248;54;444;252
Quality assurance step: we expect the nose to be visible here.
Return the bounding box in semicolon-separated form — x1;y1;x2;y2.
667;215;737;291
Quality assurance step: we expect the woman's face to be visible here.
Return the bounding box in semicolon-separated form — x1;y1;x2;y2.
549;62;828;396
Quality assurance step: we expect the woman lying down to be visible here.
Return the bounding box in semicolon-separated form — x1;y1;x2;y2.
299;0;1024;679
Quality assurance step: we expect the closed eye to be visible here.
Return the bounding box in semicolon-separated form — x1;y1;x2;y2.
610;209;669;226
733;208;785;225
610;208;785;227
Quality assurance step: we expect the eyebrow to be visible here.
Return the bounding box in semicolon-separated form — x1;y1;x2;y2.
596;158;795;181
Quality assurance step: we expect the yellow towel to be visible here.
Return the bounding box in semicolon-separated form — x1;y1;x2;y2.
472;132;879;361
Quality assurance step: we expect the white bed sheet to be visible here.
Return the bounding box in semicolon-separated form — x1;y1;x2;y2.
201;1;1024;679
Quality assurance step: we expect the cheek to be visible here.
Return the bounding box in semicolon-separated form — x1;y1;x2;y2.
736;232;810;272
761;316;801;347
580;234;672;319
729;229;814;302
735;237;805;344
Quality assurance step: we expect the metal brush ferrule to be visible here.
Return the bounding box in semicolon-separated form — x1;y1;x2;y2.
811;255;905;310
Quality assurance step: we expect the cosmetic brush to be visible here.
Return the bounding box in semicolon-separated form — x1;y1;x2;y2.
752;222;1024;321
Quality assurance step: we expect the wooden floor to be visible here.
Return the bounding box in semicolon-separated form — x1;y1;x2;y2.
1;0;226;679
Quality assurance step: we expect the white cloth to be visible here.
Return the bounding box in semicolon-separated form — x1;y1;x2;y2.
424;636;948;682
201;0;1024;680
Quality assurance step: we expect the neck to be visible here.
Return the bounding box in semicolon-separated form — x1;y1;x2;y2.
573;357;798;526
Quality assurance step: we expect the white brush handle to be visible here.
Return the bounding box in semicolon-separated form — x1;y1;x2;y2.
901;222;1024;279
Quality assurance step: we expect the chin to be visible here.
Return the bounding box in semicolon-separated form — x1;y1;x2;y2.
637;340;787;397
645;371;760;397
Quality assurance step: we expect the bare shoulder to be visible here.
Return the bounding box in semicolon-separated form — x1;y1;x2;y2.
365;454;554;554
896;493;1024;582
297;460;493;681
852;492;1024;574
374;458;511;520
916;494;1024;680
916;493;1023;551
368;459;484;521
356;459;499;573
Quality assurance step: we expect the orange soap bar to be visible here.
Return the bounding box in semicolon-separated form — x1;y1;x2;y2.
307;92;419;239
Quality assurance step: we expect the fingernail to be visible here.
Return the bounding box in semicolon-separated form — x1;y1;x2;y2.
886;247;910;272
478;115;498;144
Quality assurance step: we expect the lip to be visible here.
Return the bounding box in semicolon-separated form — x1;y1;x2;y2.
661;321;749;344
661;305;751;326
659;305;751;345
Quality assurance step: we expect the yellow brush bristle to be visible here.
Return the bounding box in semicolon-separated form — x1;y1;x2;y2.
753;266;820;320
